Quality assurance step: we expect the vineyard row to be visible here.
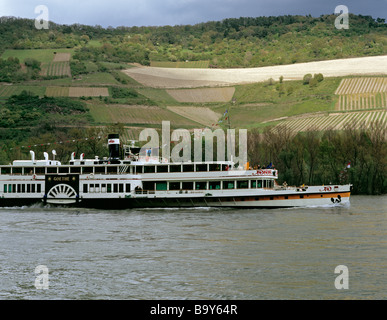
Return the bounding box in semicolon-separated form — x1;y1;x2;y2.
275;111;387;134
336;92;387;111
335;77;387;95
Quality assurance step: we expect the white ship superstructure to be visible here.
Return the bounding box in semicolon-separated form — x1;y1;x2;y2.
0;134;352;208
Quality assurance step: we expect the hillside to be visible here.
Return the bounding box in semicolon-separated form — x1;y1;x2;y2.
0;14;385;193
0;15;385;130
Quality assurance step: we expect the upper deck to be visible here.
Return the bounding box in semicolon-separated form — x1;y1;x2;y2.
0;160;278;179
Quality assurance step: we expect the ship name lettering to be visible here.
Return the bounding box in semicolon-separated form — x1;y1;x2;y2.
53;176;70;182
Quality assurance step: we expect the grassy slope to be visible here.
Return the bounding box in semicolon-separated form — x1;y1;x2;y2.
223;77;341;128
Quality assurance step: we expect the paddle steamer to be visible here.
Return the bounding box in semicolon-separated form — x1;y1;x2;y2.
0;134;351;208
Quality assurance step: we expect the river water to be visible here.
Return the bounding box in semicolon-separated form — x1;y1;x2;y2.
0;195;386;300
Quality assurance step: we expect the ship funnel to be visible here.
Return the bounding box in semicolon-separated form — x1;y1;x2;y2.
108;134;120;160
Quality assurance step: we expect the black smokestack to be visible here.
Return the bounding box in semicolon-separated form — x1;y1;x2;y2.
108;134;120;160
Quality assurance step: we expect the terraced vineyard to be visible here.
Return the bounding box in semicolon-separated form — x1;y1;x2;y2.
88;104;200;127
166;106;221;126
275;110;387;134
40;61;71;77
68;87;109;97
45;87;70;97
166;87;235;103
335;77;387;111
335;77;387;94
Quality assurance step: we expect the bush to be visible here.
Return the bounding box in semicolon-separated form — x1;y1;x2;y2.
314;73;324;82
70;60;88;76
24;58;41;70
303;74;312;85
110;87;138;99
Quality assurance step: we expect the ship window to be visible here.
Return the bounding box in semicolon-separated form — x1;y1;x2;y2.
251;180;257;188
83;184;88;193
135;166;143;174
83;167;93;174
47;167;57;174
209;164;221;171
35;167;44;175
31;184;35;193
125;184;131;193
37;184;41;193
119;184;124;193
156;182;168;191
221;164;229;171
95;166;105;174
89;184;94;193
144;166;155;173
209;181;221;190
59;167;69;174
257;180;263;188
156;165;168;173
183;164;194;172
300;195;304;199
169;182;180;190
13;168;22;175
170;165;181;173
263;180;267;188
70;167;81;174
223;181;235;189
195;181;207;190
1;167;11;174
237;181;249;189
285;196;289;199
3;184;7;193
143;182;155;191
182;182;193;190
25;168;34;175
107;184;112;193
17;184;21;193
196;164;207;172
113;184;118;193
12;184;16;193
22;184;26;193
107;167;118;174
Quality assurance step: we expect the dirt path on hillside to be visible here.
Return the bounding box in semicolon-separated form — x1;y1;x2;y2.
122;55;387;88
